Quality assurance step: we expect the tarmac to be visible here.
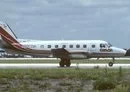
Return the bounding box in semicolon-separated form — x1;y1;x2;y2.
0;58;129;69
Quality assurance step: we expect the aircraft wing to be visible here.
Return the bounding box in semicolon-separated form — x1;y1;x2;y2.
51;48;70;58
51;48;89;59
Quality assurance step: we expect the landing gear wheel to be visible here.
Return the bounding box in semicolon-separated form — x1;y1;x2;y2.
108;62;113;67
59;61;64;67
59;59;71;67
65;60;71;67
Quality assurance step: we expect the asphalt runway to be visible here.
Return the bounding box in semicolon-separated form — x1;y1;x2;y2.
0;63;129;69
0;58;130;69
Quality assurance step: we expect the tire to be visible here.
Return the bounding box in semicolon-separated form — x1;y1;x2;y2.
59;61;64;67
66;61;71;67
108;62;113;67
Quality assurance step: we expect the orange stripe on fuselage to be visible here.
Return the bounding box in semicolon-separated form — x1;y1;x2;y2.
0;26;51;54
0;33;27;51
0;26;28;51
0;27;18;43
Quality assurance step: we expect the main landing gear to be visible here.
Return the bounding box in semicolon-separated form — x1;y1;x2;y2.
59;58;71;67
108;58;115;67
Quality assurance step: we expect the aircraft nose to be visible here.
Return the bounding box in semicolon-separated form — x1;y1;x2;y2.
112;47;126;55
125;49;130;56
120;49;127;56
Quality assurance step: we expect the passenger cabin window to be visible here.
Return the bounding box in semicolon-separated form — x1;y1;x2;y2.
40;45;44;48
31;45;36;48
92;45;95;48
62;45;66;48
55;45;58;48
76;45;80;48
48;45;51;48
69;45;73;48
83;45;87;48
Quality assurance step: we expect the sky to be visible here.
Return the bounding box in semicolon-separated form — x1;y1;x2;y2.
0;0;130;48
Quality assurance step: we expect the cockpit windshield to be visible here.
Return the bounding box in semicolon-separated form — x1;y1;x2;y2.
108;43;112;47
100;43;112;48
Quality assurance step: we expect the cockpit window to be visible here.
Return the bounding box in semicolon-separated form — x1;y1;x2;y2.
100;43;112;48
100;44;105;48
108;43;112;47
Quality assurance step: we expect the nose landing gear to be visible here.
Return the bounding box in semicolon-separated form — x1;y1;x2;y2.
108;58;115;67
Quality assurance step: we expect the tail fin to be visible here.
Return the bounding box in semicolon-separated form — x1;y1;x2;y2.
0;21;18;44
6;23;18;39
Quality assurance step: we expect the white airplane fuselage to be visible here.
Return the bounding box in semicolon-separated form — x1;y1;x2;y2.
4;39;125;59
0;21;129;67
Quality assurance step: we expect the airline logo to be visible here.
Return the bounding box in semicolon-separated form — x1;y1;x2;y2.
100;49;113;52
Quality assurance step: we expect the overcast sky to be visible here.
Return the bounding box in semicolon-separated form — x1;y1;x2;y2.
0;0;130;48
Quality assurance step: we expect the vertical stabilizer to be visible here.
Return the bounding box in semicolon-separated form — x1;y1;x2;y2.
0;21;17;39
0;21;18;44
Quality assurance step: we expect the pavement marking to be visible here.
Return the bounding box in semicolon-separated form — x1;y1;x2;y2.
0;63;129;69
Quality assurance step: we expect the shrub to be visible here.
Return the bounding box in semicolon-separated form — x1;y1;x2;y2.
113;84;129;92
93;77;116;90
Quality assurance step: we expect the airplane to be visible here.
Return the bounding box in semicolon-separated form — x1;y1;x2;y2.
0;21;130;67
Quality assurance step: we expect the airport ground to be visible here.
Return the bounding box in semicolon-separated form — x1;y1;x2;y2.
0;58;130;64
0;58;130;92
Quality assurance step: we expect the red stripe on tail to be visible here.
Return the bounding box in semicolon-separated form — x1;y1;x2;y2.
0;27;18;43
